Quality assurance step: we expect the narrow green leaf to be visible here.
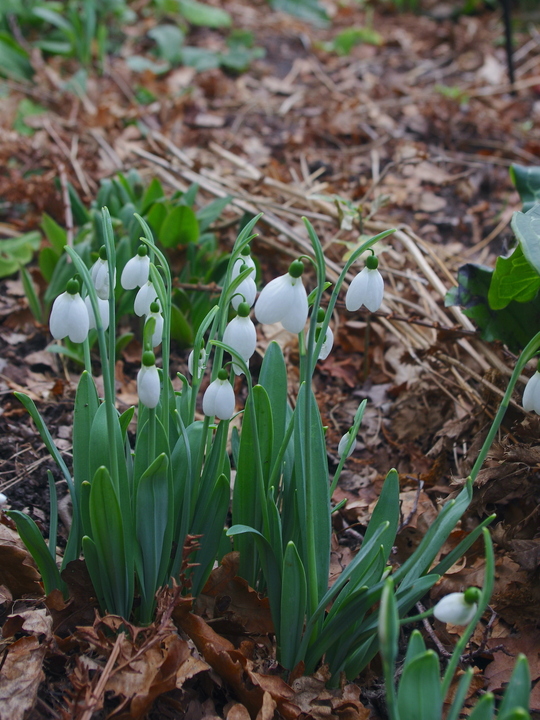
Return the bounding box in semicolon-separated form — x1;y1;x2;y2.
498;655;531;720
397;651;442;720
468;693;495;720
8;510;66;597
280;542;307;669
41;213;67;255
20;265;43;323
160;205;199;247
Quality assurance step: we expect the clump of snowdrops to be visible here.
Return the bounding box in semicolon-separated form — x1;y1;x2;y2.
7;208;536;697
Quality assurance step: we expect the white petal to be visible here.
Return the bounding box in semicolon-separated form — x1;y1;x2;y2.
188;348;205;377
50;292;71;339
0;492;7;505
66;295;90;343
85;296;109;331
93;260;110;300
433;593;477;625
121;255;150;290
338;432;356;459
146;312;164;348
202;379;220;416
232;276;257;309
363;268;384;312
312;326;333;360
223;316;257;361
134;282;158;317
346;267;380;312
137;365;160;408
280;278;308;333
523;372;540;412
255;274;293;325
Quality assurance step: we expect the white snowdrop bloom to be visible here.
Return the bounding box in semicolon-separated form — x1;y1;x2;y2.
203;370;236;420
346;255;384;313
145;301;164;348
90;248;115;300
223;303;257;375
308;310;334;361
433;589;480;626
137;351;161;408
338;432;356;459
0;492;8;506
84;295;109;331
188;347;206;377
134;281;159;317
50;280;90;343
255;260;308;334
232;249;256;280
121;246;150;290
523;370;540;415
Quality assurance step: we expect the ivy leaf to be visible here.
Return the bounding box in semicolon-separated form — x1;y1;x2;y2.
445;263;540;352
488;244;540;309
510;164;540;212
512;203;540;275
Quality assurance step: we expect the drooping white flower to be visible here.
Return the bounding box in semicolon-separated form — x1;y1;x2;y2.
433;589;480;626
308;308;334;361
0;492;8;506
188;347;206;378
137;351;161;408
145;301;164;348
223;302;257;375
255;259;308;334
84;295;110;331
338;431;356;459
134;281;159;317
202;369;236;420
346;254;384;313
121;246;150;290
50;280;90;343
231;249;257;310
523;370;540;415
90;247;115;300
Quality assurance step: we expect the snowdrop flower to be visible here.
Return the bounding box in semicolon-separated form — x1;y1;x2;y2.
50;279;90;343
523;368;540;414
121;245;150;290
255;259;308;334
309;308;334;361
90;247;114;301
0;492;8;506
134;281;159;317
145;301;163;348
346;254;384;313
338;431;357;459
188;347;206;378
223;302;257;375
203;368;236;420
137;351;161;409
231;248;257;310
433;588;481;626
84;295;109;331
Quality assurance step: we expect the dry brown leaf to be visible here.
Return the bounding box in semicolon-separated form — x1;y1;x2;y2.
0;637;46;720
0;522;43;598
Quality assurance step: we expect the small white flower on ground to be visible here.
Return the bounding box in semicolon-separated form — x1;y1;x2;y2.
188;347;206;378
433;588;480;626
137;351;160;408
338;431;356;459
309;308;334;361
523;369;540;414
91;247;114;300
255;259;308;334
50;279;90;343
134;281;159;317
145;301;164;348
203;369;236;420
121;246;150;290
223;302;257;375
346;254;384;313
84;295;110;331
0;492;8;506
